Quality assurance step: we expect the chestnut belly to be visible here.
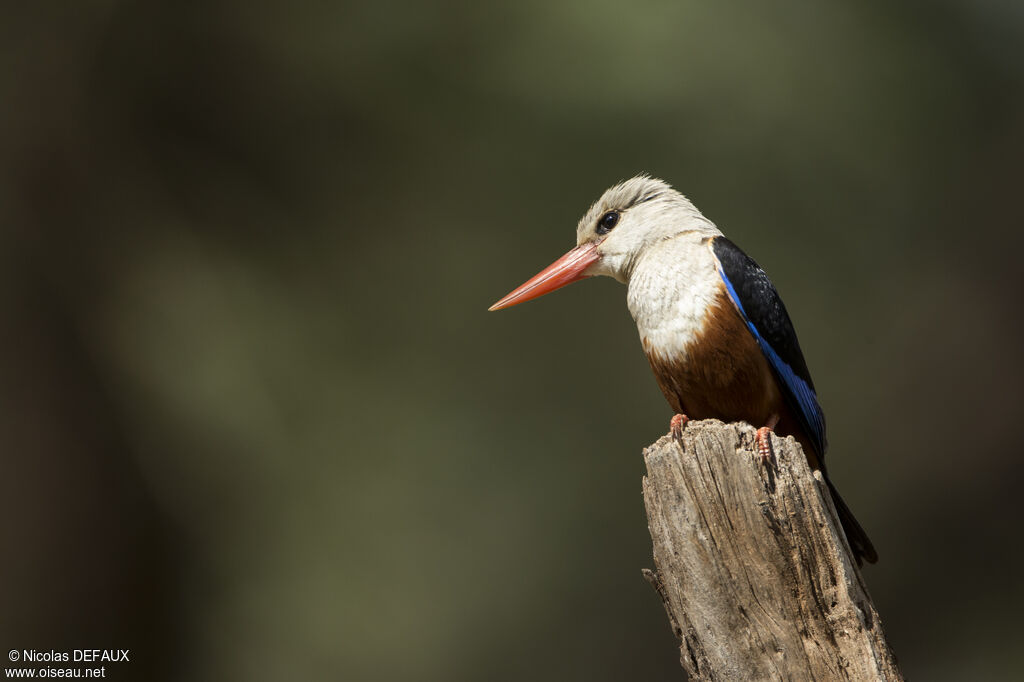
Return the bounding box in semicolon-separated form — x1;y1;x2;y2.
641;293;820;466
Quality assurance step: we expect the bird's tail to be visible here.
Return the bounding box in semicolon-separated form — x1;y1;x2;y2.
825;477;878;566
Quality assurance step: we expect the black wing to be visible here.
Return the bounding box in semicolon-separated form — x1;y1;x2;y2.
710;236;827;457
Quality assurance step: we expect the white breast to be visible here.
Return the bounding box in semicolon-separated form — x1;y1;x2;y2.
625;237;722;360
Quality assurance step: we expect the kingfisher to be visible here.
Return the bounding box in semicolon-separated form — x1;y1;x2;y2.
489;175;877;565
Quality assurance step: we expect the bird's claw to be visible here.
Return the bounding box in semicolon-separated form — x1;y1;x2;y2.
670;414;689;443
755;426;775;466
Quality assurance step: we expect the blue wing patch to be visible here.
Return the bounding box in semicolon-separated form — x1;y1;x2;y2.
711;237;827;457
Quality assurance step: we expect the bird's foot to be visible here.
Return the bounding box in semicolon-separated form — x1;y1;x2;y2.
670;414;689;443
755;426;775;465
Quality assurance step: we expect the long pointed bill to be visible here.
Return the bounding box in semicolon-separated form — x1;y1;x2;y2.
489;243;600;311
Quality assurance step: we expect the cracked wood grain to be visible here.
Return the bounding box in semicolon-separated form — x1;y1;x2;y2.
642;419;902;681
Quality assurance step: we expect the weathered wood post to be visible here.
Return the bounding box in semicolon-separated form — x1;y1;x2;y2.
642;419;902;681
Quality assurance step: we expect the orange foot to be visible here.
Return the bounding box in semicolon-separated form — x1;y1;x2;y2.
755;427;774;464
755;414;780;465
670;414;689;442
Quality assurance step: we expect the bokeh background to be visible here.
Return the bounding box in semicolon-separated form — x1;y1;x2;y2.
3;1;1023;680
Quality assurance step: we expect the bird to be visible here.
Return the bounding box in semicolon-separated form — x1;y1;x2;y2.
488;174;877;565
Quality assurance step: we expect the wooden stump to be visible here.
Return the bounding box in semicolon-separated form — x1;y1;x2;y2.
642;419;902;681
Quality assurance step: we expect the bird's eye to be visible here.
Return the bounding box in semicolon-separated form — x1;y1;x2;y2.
596;211;620;235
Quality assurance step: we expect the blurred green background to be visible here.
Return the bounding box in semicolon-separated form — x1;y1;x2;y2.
2;1;1023;680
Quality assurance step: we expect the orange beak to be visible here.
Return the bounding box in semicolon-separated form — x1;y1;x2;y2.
488;243;601;311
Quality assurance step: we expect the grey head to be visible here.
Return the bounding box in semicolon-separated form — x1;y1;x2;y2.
577;175;721;282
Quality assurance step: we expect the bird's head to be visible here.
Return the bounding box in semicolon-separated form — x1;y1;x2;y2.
489;175;718;311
